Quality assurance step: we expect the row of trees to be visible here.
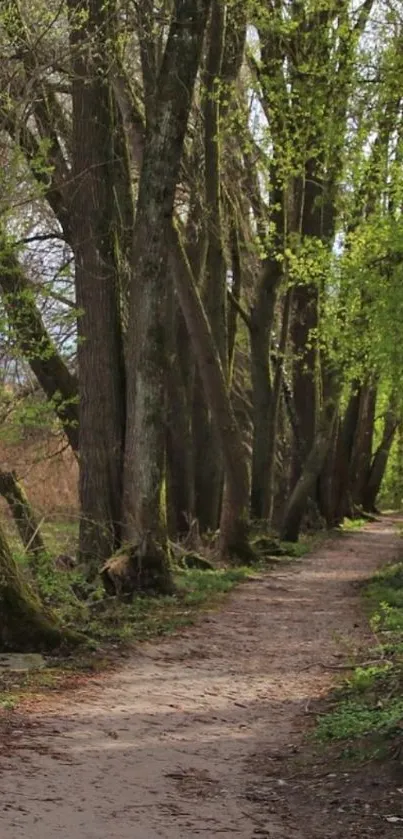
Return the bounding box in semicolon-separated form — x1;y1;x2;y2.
0;0;403;645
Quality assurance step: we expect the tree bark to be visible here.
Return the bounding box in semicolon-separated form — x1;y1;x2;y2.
170;229;251;560
362;402;398;512
122;0;211;591
0;242;79;453
0;471;46;562
266;286;294;524
250;252;283;520
68;0;126;573
317;417;344;528
166;360;195;537
337;380;362;519
194;0;227;532
281;394;339;543
0;521;74;652
350;383;377;508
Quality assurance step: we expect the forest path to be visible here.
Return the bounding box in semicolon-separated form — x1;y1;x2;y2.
0;519;401;839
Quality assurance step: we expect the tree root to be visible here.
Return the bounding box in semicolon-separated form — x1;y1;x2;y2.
101;533;174;597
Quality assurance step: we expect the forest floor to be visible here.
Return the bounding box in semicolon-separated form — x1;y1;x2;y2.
0;518;402;838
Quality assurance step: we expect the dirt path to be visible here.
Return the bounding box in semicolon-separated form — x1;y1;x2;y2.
0;520;401;838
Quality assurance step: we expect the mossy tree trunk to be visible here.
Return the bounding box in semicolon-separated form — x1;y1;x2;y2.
195;0;227;532
68;0;127;573
171;230;251;562
0;521;72;652
122;0;211;592
281;396;339;543
0;242;79;453
362;399;398;513
350;383;377;509
0;471;47;563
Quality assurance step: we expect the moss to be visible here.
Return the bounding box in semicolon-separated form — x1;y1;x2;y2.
101;533;174;597
314;560;403;752
225;517;259;565
0;523;82;652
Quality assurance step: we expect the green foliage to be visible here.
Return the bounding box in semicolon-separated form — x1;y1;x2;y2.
86;567;253;642
315;697;403;742
340;518;367;531
11;519;254;643
315;560;403;750
0;517;258;709
0;694;18;710
346;663;393;693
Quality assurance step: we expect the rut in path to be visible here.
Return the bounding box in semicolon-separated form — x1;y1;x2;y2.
0;519;400;839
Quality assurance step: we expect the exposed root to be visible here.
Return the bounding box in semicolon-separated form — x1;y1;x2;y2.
101;533;174;597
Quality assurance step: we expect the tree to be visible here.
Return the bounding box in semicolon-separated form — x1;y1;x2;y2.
0;519;77;651
1;0;403;587
121;0;212;588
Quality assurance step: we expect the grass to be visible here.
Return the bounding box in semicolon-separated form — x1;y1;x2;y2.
314;559;403;754
6;516;312;641
0;515;315;708
340;517;367;532
0;516;260;706
85;567;253;643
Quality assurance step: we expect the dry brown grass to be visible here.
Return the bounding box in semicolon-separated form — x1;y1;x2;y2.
0;434;78;518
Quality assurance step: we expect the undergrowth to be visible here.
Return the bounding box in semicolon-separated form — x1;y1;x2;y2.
315;557;403;756
18;553;254;643
0;562;254;708
340;517;367;532
0;517;313;708
8;518;312;643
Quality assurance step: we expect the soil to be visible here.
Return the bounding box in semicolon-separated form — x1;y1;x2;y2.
0;518;402;838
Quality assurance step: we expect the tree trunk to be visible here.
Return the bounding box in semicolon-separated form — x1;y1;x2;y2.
290;281;319;482
250;170;285;521
0;241;79;452
266;287;294;524
194;0;227;532
166;363;195;537
317;417;345;528
170;229;251;560
122;0;211;592
250;254;282;519
227;217;242;371
332;379;362;521
101;534;173;598
281;396;339;543
68;0;126;573
362;402;398;512
290;149;337;489
0;521;74;652
193;373;222;532
350;383;377;508
0;471;46;562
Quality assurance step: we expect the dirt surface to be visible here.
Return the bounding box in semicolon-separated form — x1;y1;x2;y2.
1;519;402;838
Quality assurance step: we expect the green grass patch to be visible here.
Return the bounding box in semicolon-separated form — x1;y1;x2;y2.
4;517;79;559
340;517;367;531
85;567;253;643
314;559;403;751
1;515;314;710
316;697;403;741
0;561;256;708
0;693;19;711
281;540;312;558
16;548;254;644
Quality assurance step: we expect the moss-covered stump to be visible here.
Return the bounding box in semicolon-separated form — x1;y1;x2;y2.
0;522;80;652
178;553;214;571
220;518;258;566
252;535;289;558
101;533;175;597
169;541;214;571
